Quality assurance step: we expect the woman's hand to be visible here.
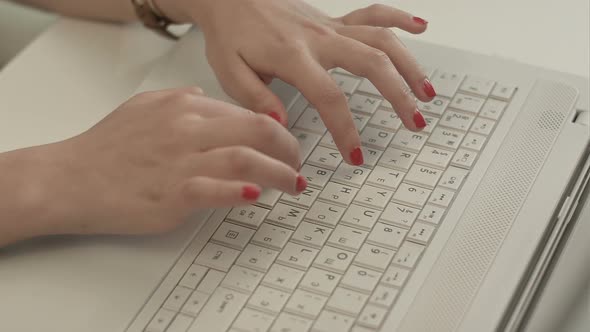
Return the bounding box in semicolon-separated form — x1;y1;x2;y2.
158;0;436;165
19;87;305;239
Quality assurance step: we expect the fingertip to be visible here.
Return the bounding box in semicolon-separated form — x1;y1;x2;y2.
242;185;262;201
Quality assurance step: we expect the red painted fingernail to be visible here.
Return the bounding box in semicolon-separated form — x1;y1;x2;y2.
350;147;364;166
242;186;261;201
296;175;308;193
413;16;428;25
423;79;437;98
414;111;427;129
268;112;281;123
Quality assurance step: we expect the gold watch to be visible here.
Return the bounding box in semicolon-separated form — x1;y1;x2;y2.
131;0;180;40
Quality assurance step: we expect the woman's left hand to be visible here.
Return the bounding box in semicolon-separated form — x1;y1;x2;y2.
158;0;436;165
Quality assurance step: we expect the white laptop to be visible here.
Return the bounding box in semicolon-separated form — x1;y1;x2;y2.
2;26;589;332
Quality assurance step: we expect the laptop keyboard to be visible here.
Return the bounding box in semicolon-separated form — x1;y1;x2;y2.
141;68;516;332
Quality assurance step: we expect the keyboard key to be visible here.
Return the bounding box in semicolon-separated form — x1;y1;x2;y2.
227;205;270;229
369;109;402;131
361;146;383;168
332;73;360;94
195;243;240;272
327;225;368;252
360;126;394;150
392;183;432;208
305;201;346;228
459;76;495;96
430;71;465;98
352;113;371;132
393;241;425;269
422;114;439;134
418;204;446;225
276;242;319;270
341;204;380;231
295;107;327;134
353;185;393;209
232;308;275;332
319;131;337;149
351;326;375;332
428;127;465;150
313;245;355;274
312;310;355;332
416;145;454;169
340;265;382;294
291;221;333;248
222;265;263;294
407;222;437;245
439;109;475;131
167;314;194;332
196;270;226;294
299;267;341;295
428;187;455;207
369;284;399;308
236;244;279;272
380;202;419;229
449;93;485;114
357;78;380;96
262;264;305;292
270;313;313;332
307;146;343;170
381;265;411;288
163;286;192;311
146;308;175;332
404;164;442;189
480;98;507;120
179;264;208;289
252;223;293;250
349;93;381;115
326;287;368;316
267;203;306;230
354;243;396;271
490;83;516;100
461;132;487;151
331;163;370;187
452;148;478;169
379;148;417;171
417;96;451;116
291;129;322;162
281;187;321;209
248;285;290;314
366;166;405;190
285;289;328;318
471;117;496;136
390;130;428;153
439;166;469;190
319;182;358;206
212;222;255;250
257;189;282;209
367;222;407;250
358;304;388;329
287;95;309;129
188;287;249;332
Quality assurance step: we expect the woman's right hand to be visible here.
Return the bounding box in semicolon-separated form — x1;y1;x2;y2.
30;87;306;238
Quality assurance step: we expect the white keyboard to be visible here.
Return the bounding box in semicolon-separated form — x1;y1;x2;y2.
140;68;516;332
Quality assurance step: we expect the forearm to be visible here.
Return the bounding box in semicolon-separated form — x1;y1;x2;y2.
10;0;137;22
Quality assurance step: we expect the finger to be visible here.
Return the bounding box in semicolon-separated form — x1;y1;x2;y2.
189;146;306;195
336;25;436;102
320;35;426;132
195;114;301;170
338;4;428;34
211;55;288;126
176;94;257;119
177;176;262;209
278;56;363;165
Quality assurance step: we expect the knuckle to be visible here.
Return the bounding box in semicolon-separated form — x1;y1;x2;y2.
227;147;256;175
283;40;309;60
375;27;394;45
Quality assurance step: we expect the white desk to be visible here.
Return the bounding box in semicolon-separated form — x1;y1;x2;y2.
0;0;588;331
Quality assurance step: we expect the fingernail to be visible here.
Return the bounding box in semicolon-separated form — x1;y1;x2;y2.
423;79;437;98
296;175;308;193
413;16;428;25
414;111;427;129
242;186;261;201
350;147;364;166
268;112;282;123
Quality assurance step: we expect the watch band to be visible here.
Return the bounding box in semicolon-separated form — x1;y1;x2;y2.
131;0;180;40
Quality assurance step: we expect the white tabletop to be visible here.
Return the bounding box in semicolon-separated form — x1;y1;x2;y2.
0;0;588;330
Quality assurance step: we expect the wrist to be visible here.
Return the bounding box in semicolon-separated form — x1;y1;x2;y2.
153;0;213;25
